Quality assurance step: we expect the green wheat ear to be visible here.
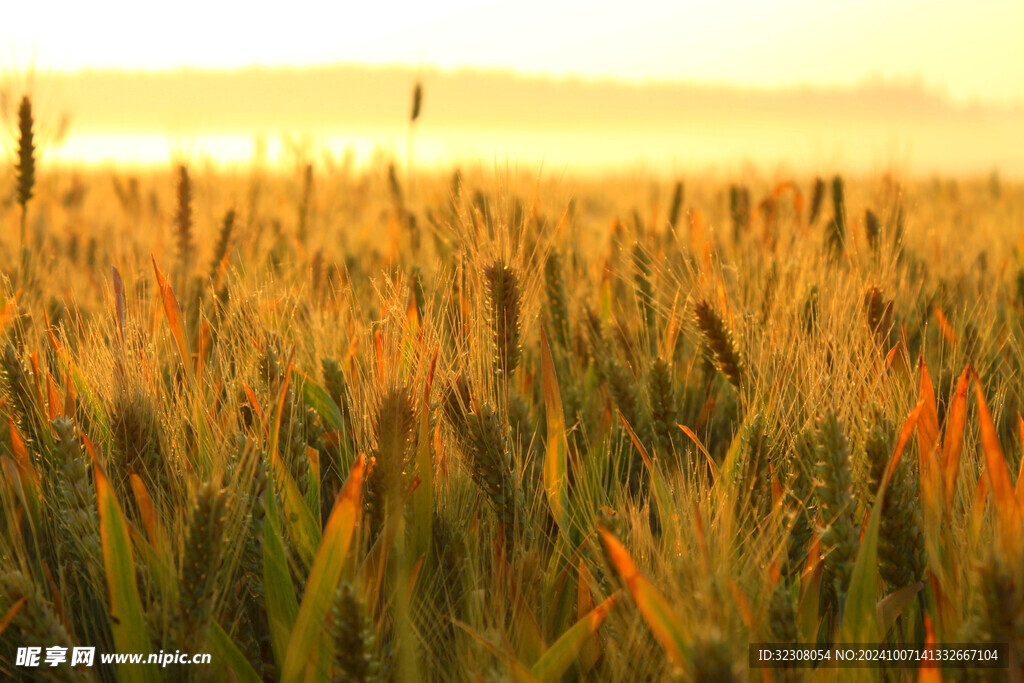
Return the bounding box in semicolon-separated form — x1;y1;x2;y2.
864;406;925;590
178;481;228;647
485;259;523;377
544;251;571;348
364;385;415;541
812;413;858;615
441;377;527;548
647;358;677;459
1;571;85;681
330;582;382;682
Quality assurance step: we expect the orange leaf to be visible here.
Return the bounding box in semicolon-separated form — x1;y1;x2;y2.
112;265;126;343
885;344;899;371
63;369;76;419
941;367;970;511
933;307;957;347
727;580;754;630
0;597;27;637
1017;414;1024;509
0;297;15;331
972;374;1022;537
888;400;924;487
129;473;169;558
242;383;268;437
678;424;718;482
917;355;940;468
46;375;60;421
917;614;942;682
151;256;191;376
195;322;212;380
917;357;942;510
7;419;38;490
598;528;688;667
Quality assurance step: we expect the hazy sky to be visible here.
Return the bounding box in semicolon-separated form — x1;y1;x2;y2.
2;0;1022;103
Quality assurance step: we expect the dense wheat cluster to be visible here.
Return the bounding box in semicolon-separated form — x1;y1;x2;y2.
0;97;1023;681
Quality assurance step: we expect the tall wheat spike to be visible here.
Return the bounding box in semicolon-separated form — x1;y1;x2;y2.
827;175;846;254
410;82;423;123
15;96;35;256
175;165;194;279
210;208;235;282
729;185;750;242
808;177;825;225
668;180;684;231
865;209;881;252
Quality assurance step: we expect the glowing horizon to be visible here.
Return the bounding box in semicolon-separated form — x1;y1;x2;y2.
3;0;1024;104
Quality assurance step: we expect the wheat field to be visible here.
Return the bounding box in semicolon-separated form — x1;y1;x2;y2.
0;95;1023;681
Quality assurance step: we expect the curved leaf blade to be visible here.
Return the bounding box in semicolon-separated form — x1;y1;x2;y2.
532;593;618;682
281;455;365;683
95;463;159;683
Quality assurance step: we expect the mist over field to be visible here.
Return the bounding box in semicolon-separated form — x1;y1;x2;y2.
28;65;1024;176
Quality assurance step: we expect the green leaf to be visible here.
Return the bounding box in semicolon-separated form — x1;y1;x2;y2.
412;351;437;562
293;369;345;432
532;593;618;681
796;553;823;643
208;622;263;683
876;581;924;636
620;413;677;553
269;366;320;567
454;620;540;683
263;482;299;670
841;470;888;642
281;455;365;683
540;326;570;534
95;463;159;683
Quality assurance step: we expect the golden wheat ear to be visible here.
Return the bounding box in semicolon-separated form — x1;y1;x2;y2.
694;299;743;391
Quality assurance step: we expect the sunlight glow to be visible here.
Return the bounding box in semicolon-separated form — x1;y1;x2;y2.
3;0;1023;102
